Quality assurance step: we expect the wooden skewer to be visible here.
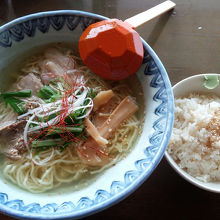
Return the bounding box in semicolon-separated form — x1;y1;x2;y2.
125;0;176;28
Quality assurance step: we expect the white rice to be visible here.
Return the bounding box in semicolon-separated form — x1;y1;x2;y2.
167;93;220;182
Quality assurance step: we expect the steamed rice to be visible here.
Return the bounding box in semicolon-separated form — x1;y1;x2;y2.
167;93;220;182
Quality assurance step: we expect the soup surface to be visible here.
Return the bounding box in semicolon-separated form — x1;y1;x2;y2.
0;44;143;193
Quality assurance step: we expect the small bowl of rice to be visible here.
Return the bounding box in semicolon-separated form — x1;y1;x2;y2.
165;73;220;193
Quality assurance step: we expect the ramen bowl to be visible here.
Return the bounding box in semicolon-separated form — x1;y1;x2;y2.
0;11;174;219
165;73;220;193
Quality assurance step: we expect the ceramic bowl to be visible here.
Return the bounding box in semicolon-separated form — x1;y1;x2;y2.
0;10;174;219
165;73;220;193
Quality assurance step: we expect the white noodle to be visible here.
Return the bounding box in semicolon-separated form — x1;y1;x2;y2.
1;47;141;193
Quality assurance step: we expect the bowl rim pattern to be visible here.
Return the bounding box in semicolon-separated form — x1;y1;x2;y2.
0;10;174;220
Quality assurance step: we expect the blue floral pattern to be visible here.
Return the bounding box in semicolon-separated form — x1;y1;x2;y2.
0;11;174;219
0;15;100;48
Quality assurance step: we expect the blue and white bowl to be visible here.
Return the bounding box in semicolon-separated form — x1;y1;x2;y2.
0;11;174;219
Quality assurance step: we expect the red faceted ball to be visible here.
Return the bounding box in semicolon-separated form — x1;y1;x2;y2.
79;19;144;80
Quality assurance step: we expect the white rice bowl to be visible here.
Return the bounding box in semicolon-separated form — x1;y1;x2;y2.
168;93;220;182
165;73;220;193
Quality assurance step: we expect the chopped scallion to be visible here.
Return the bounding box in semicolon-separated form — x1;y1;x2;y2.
1;89;32;98
4;97;26;115
37;84;61;102
46;125;84;136
31;138;64;147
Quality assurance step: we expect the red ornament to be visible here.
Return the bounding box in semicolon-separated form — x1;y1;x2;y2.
79;19;144;80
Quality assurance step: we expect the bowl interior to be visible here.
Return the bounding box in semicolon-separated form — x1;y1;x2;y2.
0;11;174;219
165;73;220;193
173;73;220;97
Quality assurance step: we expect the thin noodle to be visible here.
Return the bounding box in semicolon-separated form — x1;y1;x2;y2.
1;47;140;193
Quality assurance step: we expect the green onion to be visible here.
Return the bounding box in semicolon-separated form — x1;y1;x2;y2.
37;85;56;99
38;112;58;123
46;125;84;136
31;138;72;154
49;80;57;86
47;94;62;103
1;89;32;98
4;97;26;115
31;138;64;147
37;84;62;102
84;99;90;105
89;88;96;99
0;89;31;115
60;142;71;152
65;114;83;125
65;110;84;124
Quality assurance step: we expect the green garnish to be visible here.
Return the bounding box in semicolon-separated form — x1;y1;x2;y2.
89;88;96;99
1;89;32;98
204;75;219;89
46;125;84;136
65;110;85;124
4;97;26;115
60;142;71;152
0;89;32;115
31;138;64;147
31;138;72;154
37;84;61;102
38;112;58;123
